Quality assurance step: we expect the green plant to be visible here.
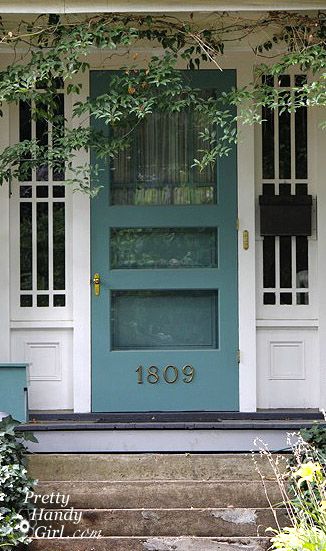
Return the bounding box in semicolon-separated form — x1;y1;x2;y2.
0;11;323;193
300;424;326;463
271;525;326;551
255;435;326;551
0;415;37;550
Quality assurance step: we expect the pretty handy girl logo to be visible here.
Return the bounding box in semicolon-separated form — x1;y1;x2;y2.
24;490;102;539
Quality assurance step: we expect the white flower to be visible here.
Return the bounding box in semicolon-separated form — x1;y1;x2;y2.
19;519;30;534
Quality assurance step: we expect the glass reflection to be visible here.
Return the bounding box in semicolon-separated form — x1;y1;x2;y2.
110;109;216;205
111;228;217;269
111;290;218;350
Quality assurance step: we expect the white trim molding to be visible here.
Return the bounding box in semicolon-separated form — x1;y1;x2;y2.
71;53;258;414
317;107;326;412
237;58;257;412
68;71;91;413
0;103;10;362
26;428;296;453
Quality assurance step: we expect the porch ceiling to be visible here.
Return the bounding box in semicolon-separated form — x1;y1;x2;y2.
1;0;325;13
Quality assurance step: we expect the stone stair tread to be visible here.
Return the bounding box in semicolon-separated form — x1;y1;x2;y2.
32;507;287;537
37;506;284;510
28;453;286;481
34;479;281;508
36;479;279;483
30;536;271;551
31;536;271;539
28;453;285;543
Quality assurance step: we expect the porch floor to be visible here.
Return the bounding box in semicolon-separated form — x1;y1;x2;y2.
22;409;325;432
19;410;325;453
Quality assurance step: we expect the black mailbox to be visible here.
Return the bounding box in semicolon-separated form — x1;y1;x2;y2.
259;194;312;236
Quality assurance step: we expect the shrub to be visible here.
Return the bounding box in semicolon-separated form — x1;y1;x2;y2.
0;416;37;550
300;424;326;463
255;434;326;551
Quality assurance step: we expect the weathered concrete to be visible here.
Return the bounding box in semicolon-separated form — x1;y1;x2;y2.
28;453;286;481
30;536;271;551
27;453;287;547
143;536;271;551
34;480;282;509
210;510;257;525
32;507;287;537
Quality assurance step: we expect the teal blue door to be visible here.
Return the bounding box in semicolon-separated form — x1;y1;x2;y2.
91;70;238;412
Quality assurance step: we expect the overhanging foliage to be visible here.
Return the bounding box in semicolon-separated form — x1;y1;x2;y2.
0;11;324;193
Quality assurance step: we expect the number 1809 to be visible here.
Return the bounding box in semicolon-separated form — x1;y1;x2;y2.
136;365;195;385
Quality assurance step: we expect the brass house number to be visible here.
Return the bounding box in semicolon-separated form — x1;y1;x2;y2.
136;365;195;385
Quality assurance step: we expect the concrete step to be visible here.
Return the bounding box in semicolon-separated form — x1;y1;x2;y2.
30;536;271;551
27;454;285;546
28;453;285;481
32;507;287;537
35;480;282;509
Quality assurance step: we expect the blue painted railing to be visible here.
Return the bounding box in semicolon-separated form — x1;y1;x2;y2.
0;364;28;422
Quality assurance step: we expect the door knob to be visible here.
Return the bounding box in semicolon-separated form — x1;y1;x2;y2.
93;273;101;296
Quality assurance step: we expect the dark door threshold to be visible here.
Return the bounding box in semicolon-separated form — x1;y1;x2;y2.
29;409;323;423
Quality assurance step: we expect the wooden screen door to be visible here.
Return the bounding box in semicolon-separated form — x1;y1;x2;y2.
91;69;238;412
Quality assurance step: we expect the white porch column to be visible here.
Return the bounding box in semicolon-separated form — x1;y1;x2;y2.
237;59;257;412
317;108;326;411
70;70;91;412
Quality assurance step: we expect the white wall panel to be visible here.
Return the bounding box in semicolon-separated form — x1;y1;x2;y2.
11;329;73;411
269;341;305;380
25;342;62;381
257;327;318;408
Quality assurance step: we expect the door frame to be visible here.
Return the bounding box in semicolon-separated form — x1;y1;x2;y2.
71;54;257;413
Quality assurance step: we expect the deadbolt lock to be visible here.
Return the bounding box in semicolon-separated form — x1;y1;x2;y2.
243;230;249;250
93;273;101;296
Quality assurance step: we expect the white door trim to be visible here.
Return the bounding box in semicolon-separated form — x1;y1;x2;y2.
0;102;11;362
72;54;258;413
237;60;257;412
317;108;326;411
68;71;91;412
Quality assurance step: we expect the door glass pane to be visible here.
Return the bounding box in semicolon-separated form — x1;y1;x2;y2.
279;236;292;288
20;203;33;290
111;228;217;269
37;203;49;290
111;291;218;350
296;236;308;288
262;106;275;179
19;101;32;181
35;99;49;181
110;109;216;205
278;93;291;179
53;202;66;289
263;236;275;288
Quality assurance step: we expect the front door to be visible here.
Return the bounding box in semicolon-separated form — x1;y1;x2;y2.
91;70;238;412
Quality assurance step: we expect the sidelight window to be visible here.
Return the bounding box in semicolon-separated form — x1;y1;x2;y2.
18;84;66;309
260;74;310;307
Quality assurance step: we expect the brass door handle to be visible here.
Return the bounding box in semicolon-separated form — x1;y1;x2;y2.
93;273;101;296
